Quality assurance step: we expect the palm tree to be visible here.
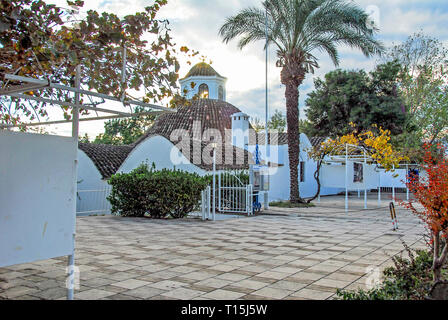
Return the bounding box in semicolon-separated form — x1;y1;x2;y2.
219;0;384;202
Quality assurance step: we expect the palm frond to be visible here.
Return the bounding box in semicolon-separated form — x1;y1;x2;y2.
219;0;384;70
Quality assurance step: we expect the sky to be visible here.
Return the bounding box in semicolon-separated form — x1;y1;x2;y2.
43;0;448;138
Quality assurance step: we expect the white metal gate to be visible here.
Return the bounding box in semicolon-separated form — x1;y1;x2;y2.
76;186;112;216
218;171;253;215
201;186;212;220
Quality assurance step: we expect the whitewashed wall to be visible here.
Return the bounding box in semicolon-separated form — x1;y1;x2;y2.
76;150;110;216
246;133;342;202
179;76;227;100
0;131;76;267
119;135;207;175
379;169;407;188
76;136;210;216
321;162;379;190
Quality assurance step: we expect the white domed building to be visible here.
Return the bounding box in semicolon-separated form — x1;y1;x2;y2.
76;62;339;215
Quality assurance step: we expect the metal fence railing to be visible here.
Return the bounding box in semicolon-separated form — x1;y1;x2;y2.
76;187;112;216
218;170;253;215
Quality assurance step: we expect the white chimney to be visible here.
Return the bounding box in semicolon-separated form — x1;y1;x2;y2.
231;112;250;150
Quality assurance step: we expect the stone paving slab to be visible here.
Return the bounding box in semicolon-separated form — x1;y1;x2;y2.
0;196;426;300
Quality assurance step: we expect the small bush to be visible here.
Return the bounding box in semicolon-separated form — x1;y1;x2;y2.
108;164;209;219
336;244;436;300
107;164;152;218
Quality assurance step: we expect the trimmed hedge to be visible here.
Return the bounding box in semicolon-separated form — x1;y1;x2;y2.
107;164;209;219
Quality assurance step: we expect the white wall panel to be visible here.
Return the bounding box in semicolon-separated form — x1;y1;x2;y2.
0;131;76;267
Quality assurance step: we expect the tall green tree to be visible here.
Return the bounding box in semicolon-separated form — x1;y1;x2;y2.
305;61;406;137
219;0;383;202
385;32;448;147
251;109;287;133
267;109;286;133
298;119;314;136
93;106;155;145
0;0;198;126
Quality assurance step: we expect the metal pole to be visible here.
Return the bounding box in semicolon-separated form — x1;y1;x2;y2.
212;147;216;221
378;167;381;207
67;65;81;301
7;93;133;116
201;190;205;221
207;186;211;220
345;144;348;213
406;164;409;201
218;172;221;212
392;164;395;202
121;46;127;102
263;5;269;210
364;153;367;210
3;74;173;112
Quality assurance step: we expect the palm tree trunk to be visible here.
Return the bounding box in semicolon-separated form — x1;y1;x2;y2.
284;79;301;203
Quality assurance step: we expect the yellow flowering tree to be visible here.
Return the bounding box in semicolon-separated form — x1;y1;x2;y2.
306;124;408;203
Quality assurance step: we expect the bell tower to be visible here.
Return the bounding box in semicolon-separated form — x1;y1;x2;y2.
179;62;227;101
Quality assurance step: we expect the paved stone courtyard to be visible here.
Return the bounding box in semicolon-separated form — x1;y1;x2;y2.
0;195;426;300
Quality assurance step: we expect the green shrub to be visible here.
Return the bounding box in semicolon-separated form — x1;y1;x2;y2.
107;164;152;217
204;170;249;186
336;244;435;300
107;164;209;219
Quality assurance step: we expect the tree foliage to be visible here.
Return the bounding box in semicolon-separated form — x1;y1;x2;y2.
267;109;286;133
307;124;407;203
0;0;198;126
250;109;286;133
220;0;383;203
384;32;448;148
305;61;406;137
399;144;448;283
108;163;209;219
93;106;154;145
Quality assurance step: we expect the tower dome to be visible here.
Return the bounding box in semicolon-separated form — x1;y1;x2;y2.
179;62;227;101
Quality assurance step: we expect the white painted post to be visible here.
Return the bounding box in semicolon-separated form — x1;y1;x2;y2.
264;7;270;212
68;65;81;301
392;164;395;203
364;153;367;210
218;172;221;212
264;191;269;210
378;167;381;207
121;46;127;102
247;184;251;216
207;186;211;220
345;144;348;213
406;164;409;201
201;190;205;221
212;146;216;221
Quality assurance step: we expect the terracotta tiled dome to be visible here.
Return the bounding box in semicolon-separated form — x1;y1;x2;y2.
80;99;256;178
135;99;242;143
